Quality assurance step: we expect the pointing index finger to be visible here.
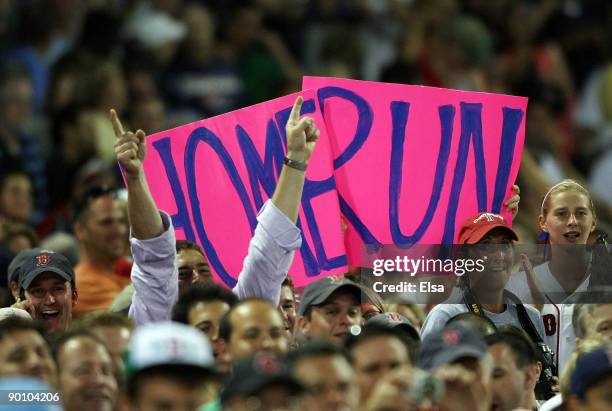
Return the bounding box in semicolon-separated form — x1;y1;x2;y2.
288;96;303;124
110;109;125;138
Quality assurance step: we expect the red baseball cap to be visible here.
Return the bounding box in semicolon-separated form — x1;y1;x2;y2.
457;212;518;244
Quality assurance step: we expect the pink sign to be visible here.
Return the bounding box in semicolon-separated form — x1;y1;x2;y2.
142;90;348;287
302;77;527;264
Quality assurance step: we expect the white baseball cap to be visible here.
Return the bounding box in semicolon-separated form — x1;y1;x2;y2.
124;322;216;382
0;307;32;321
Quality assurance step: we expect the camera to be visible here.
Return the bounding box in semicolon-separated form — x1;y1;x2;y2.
534;341;557;400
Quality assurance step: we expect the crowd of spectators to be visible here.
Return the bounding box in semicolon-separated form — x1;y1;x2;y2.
1;0;612;410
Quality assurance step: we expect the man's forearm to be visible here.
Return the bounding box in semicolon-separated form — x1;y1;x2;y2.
271;162;306;223
126;171;163;239
233;200;302;305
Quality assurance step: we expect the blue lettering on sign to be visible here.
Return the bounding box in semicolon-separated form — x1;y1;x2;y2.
151;138;196;242
316;87;381;249
237;120;285;210
275;99;347;276
338;195;382;250
184;127;258;287
442;103;488;244
301;177;348;275
317;87;373;169
491;108;524;213
389;102;455;245
237;112;317;277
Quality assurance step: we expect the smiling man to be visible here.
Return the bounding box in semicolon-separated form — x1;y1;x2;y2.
11;249;78;333
297;276;364;346
53;331;118;411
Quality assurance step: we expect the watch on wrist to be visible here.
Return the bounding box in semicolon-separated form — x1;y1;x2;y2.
283;156;307;171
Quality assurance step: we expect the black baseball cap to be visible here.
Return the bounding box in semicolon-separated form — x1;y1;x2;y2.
367;312;420;341
417;324;487;370
7;248;44;285
571;345;612;399
298;275;364;316
18;250;75;290
220;352;303;405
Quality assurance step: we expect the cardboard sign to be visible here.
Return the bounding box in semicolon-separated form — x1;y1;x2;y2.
141;78;527;287
302;77;527;264
142;90;347;287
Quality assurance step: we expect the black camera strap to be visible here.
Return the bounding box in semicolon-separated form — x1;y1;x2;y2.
463;288;544;344
503;291;545;344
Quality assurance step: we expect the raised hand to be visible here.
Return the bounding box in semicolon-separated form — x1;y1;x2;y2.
521;253;546;309
111;109;146;179
11;297;36;319
285;96;320;164
505;185;520;220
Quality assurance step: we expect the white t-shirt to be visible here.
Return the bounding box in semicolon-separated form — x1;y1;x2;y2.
506;262;590;374
539;393;562;411
420;296;547;344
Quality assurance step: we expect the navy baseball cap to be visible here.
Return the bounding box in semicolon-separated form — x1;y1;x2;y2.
367;312;420;341
18;250;75;290
220;352;303;405
7;248;44;285
571;345;612;399
298;275;364;316
417;324;487;370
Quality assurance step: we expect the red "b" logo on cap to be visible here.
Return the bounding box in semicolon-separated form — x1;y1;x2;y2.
442;330;460;346
36;254;50;267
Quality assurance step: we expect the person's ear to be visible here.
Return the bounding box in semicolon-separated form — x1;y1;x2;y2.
74;220;86;240
72;287;78;306
297;315;310;338
538;214;548;234
524;363;540;391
